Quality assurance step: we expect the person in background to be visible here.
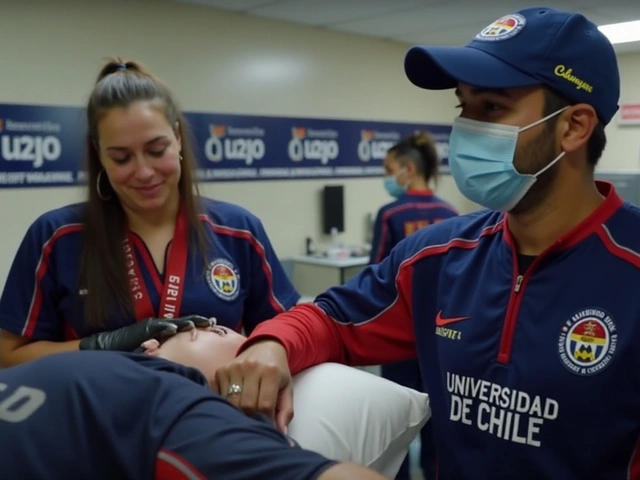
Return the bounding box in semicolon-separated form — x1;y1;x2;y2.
0;58;298;367
213;7;640;480
371;132;457;480
373;131;458;264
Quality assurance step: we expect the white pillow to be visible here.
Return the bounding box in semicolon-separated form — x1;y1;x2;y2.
288;363;430;478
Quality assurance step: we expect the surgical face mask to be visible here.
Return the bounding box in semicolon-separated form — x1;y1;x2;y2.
383;167;408;199
448;107;569;212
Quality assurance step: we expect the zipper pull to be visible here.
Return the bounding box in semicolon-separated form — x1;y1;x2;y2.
514;275;524;293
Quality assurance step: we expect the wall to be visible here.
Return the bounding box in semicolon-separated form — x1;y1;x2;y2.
600;50;640;172
0;0;637;289
0;0;475;288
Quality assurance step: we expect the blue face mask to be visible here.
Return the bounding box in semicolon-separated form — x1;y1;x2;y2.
448;107;568;212
383;168;408;198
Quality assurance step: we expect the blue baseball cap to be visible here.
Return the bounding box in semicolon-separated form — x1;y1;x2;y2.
404;7;620;125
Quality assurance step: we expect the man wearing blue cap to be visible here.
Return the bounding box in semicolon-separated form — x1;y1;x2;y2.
213;7;640;480
403;6;618;215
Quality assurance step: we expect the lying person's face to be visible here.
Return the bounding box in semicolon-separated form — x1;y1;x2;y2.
142;326;246;383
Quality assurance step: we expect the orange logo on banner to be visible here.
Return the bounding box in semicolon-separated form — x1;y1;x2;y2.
210;124;226;137
292;127;306;139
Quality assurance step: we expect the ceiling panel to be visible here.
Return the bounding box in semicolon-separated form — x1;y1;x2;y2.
171;0;640;53
587;3;640;24
173;0;287;11
330;4;474;38
331;1;556;39
248;0;430;26
563;0;637;7
391;23;487;47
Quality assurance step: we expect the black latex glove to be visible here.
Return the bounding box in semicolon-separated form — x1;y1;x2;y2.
79;315;214;352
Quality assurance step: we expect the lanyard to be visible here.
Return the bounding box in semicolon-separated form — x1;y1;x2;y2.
122;206;189;320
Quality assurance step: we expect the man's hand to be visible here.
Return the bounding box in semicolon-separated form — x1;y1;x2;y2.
214;339;294;433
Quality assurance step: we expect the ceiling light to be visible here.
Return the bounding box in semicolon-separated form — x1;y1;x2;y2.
598;19;640;45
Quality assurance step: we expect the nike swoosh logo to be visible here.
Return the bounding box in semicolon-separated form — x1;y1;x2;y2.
435;310;470;327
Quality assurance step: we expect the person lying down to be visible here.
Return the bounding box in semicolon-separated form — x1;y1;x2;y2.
0;348;391;480
141;325;431;479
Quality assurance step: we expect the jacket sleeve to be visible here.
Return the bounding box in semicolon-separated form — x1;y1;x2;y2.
0;218;79;340
242;238;420;375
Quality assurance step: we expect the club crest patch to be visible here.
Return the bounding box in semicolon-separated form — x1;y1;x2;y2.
207;258;240;301
475;13;526;42
558;308;617;376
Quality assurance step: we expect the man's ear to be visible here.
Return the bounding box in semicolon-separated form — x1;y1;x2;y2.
559;103;598;155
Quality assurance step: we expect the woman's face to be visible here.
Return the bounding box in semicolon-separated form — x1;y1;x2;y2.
384;154;411;185
97;100;182;216
144;326;246;383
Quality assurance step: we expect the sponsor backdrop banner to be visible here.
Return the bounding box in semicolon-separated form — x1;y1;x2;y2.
0;102;451;188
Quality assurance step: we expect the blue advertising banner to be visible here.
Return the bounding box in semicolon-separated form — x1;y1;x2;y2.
0;104;87;188
0;102;451;188
185;112;451;182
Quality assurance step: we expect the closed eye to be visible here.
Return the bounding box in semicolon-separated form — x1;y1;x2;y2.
148;147;167;157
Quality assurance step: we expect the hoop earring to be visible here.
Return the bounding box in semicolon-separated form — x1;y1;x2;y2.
96;169;112;201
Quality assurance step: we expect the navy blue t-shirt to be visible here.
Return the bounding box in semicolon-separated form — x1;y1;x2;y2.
0;198;299;341
0;351;336;479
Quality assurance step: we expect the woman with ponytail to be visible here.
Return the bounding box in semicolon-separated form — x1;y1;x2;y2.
372;131;458;264
0;59;298;367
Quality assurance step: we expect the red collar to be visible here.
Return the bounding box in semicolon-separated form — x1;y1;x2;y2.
503;180;623;251
405;189;433;196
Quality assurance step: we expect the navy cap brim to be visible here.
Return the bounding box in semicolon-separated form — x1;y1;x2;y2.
404;45;541;90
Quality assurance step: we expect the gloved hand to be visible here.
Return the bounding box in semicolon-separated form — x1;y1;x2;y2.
79;315;215;352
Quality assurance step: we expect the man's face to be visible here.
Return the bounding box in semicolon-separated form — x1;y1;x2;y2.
455;83;561;214
143;326;246;384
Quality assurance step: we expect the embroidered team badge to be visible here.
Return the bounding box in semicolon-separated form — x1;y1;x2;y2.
475;14;526;41
207;259;240;301
558;308;617;376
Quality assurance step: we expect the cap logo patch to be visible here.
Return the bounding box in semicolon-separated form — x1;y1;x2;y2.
554;65;594;93
476;13;526;41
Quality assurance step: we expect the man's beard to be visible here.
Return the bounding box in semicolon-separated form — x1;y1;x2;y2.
509;126;560;215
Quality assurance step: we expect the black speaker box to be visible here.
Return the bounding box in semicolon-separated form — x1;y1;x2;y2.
322;185;344;234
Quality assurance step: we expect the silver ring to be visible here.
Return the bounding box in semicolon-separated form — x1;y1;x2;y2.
227;384;242;396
